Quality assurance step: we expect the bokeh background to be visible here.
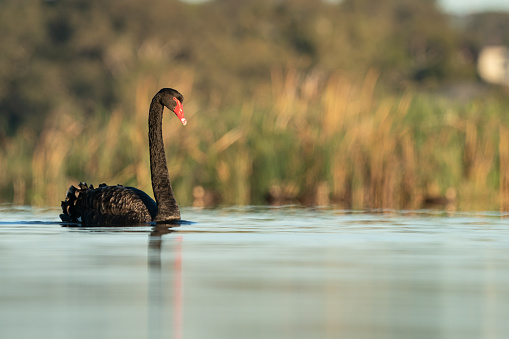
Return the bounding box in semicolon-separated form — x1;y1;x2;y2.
1;0;509;210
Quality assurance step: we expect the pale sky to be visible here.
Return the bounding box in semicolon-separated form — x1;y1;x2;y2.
185;0;509;15
439;0;509;15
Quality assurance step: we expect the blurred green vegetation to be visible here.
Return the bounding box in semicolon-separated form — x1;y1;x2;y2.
1;0;509;210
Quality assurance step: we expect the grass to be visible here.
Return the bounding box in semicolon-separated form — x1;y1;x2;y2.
1;69;507;211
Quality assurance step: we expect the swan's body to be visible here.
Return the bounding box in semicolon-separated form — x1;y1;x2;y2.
60;88;186;226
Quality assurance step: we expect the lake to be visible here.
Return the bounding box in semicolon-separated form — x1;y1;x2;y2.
1;205;509;339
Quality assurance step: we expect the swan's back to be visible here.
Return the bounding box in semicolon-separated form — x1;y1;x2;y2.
60;183;157;226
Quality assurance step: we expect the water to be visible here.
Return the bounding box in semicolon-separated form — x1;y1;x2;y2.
1;205;509;339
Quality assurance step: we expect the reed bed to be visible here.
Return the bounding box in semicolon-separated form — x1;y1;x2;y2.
0;70;507;211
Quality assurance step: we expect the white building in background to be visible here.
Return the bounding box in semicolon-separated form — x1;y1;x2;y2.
478;46;509;86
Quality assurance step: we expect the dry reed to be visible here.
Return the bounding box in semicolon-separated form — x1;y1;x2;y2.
0;69;505;210
500;126;509;211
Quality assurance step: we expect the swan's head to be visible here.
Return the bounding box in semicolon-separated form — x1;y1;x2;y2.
158;88;186;125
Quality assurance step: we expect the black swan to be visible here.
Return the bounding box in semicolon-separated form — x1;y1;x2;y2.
60;88;187;226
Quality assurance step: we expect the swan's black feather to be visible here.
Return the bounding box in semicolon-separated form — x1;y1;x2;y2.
60;183;157;226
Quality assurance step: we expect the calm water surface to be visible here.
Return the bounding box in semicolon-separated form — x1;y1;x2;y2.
1;205;509;339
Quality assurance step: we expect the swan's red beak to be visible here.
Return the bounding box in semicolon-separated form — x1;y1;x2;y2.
172;97;187;125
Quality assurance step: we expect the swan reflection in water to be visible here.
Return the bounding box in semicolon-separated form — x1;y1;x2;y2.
148;225;183;339
61;223;184;339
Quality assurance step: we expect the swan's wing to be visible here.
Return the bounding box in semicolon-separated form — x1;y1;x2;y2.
61;183;155;226
124;186;157;219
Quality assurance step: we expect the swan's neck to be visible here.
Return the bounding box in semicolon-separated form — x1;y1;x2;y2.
148;98;180;221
